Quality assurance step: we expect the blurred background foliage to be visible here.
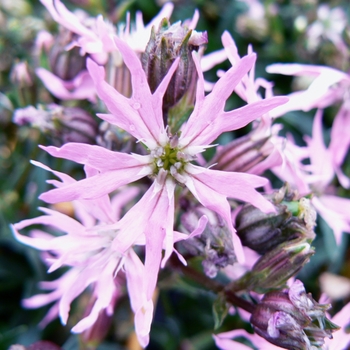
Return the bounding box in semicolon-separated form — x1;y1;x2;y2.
1;0;350;349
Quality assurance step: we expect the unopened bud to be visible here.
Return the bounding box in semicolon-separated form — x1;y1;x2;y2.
141;18;207;130
48;27;86;80
10;61;36;106
250;280;339;349
105;50;132;98
80;308;113;347
181;207;236;278
211;133;275;173
236;238;315;294
96;121;137;153
13;104;98;145
236;184;316;254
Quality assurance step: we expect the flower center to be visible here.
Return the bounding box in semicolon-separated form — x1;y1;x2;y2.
158;144;183;171
151;140;190;183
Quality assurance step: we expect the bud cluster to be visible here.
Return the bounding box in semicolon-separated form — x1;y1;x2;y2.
229;185;317;293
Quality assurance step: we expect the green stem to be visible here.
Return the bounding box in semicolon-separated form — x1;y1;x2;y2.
171;256;256;314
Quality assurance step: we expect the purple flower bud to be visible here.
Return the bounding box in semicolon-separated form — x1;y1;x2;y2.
250;280;339;349
211;133;275;173
13;104;98;145
181;206;236;278
104;53;132;98
235;238;315;294
230;238;315;294
236;185;316;254
48;27;86;81
141;18;207;130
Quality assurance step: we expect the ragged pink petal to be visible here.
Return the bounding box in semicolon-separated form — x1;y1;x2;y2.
40;143;151;172
36;68;96;102
180;53;257;144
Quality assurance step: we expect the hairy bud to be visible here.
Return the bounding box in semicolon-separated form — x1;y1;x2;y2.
141;18;207;130
211;133;275;173
250;280;339;349
243;238;315;293
236;184;316;254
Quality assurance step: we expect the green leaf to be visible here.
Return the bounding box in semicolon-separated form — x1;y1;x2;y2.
212;292;229;330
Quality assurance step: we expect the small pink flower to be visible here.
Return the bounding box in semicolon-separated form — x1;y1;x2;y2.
40;0;174;61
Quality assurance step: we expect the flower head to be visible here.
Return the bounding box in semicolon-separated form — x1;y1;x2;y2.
38;34;287;265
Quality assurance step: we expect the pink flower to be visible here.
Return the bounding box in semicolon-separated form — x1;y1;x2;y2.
11;198;133;333
38;34;287;264
15;160;207;347
272;109;350;244
266;63;350;114
11;161;164;345
40;0;174;62
11;188;160;347
36;0;175;100
265;63;350;244
265;63;350;168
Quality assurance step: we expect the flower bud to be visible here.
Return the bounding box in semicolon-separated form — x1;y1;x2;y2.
80;308;113;347
211;133;275;173
235;238;315;294
96;121;136;153
10;61;36;106
141;18;207;130
250;280;339;349
235;185;316;254
105;51;132;98
48;27;86;81
256;238;314;291
180;207;236;278
13;104;98;145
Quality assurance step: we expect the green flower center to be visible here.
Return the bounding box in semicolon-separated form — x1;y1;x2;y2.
159;144;181;171
152;142;189;183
